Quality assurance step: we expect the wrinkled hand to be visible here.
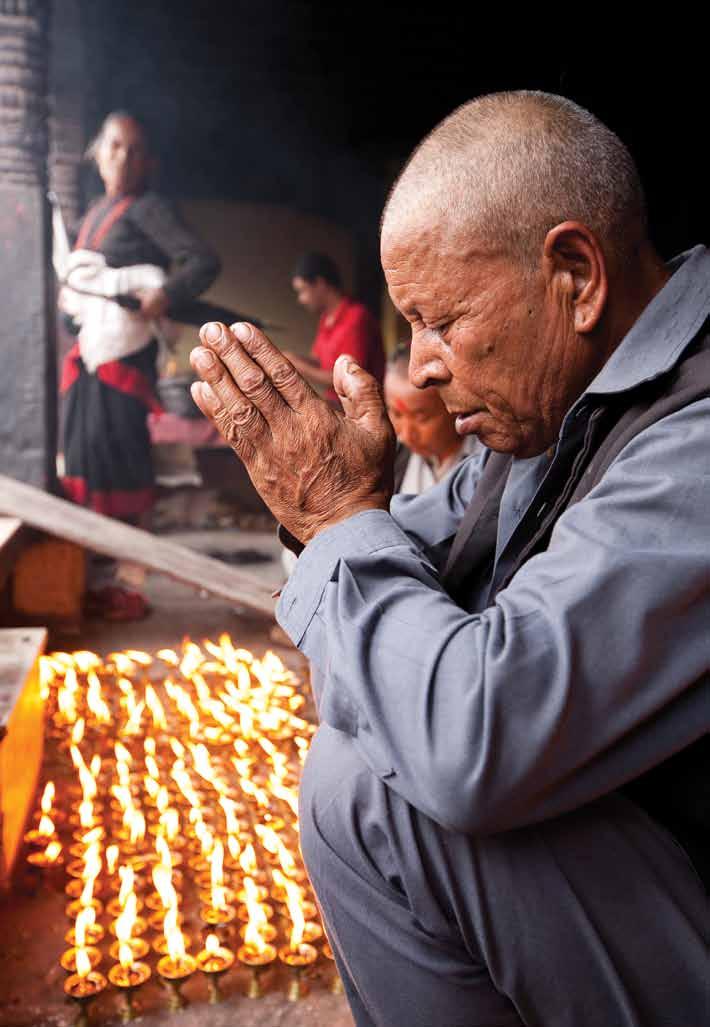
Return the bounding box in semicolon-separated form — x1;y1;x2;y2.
135;286;169;319
189;322;395;544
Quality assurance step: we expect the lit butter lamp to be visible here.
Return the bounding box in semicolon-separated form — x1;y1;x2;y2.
107;866;144;917
274;871;323;943
34;780;66;825
146;861;183;929
109;893;148;939
68;827;105;863
66;907;105;947
236;879;277;998
26;838;63;871
65;879;103;921
196;933;235;1004
156;907;197;1010
64;947;107;1027
278;894;318;1000
199;854;237;929
24;811;58;848
108;942;151;1022
237;927;277;999
198;839;237;906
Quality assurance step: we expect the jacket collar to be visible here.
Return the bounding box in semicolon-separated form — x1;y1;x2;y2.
586;244;710;397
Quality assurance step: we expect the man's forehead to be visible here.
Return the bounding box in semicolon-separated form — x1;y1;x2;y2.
381;219;444;268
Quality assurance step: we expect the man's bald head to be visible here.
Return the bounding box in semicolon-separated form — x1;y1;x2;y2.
382;91;648;273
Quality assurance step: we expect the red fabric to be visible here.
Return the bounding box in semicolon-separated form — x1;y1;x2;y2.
96;361;163;414
75;195;137;251
61;343;162;414
61;477;155;517
312;297;385;404
60;342;82;393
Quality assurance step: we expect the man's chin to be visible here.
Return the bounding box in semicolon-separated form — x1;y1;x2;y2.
455;415;535;457
455;412;486;436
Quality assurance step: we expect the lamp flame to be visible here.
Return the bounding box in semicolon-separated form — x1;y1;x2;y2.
40;781;55;814
75;947;92;979
115;893;137;943
164;906;186;961
43;839;62;863
118;942;134;970
75;907;94;948
37;813;55;837
118;865;134;908
152;863;178;911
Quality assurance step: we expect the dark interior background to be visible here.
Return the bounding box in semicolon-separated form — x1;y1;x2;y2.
79;3;706;281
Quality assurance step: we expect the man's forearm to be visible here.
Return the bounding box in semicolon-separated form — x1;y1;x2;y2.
277;410;710;835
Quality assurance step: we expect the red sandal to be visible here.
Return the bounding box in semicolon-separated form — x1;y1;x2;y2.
85;586;151;622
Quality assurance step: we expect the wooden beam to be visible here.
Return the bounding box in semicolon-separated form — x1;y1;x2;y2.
0;475;276;618
0;517;28;591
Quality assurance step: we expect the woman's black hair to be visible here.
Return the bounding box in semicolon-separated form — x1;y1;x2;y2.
292;252;343;290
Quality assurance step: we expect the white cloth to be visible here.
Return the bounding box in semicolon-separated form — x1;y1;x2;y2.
398;435;480;497
59;250;177;372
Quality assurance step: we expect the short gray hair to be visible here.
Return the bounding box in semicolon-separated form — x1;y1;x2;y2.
383;91;648;271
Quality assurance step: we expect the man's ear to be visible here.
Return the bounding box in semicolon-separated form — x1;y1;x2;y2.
542;221;608;334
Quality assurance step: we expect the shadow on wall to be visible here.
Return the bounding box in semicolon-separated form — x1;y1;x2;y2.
173;200;356;368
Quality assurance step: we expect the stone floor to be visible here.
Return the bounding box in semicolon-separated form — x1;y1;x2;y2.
0;525;354;1027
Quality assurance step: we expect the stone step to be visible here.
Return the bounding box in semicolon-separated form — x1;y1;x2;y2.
0;627;47;886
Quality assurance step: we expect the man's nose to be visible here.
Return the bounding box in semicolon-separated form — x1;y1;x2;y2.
398;423;415;448
409;328;449;389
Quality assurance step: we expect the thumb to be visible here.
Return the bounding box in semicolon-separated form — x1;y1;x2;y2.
333;354;388;430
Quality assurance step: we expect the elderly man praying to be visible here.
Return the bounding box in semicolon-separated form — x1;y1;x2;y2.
190;92;709;1027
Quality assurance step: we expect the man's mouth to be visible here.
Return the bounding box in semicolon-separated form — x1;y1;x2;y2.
454;410;485;435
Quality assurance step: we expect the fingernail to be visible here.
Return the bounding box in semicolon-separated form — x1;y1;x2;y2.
202;322;222;343
337;353;359;373
232;322;252;343
191;346;216;373
196;381;218;413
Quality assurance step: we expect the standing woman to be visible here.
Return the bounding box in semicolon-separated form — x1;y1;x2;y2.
59;111;220;620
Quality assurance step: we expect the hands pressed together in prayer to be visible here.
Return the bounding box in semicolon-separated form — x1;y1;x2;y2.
189;322;395;545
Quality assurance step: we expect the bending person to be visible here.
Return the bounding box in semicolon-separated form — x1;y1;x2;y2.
286;252;384;407
190;92;709;1027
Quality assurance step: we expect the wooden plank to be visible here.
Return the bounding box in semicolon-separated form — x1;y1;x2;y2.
0;628;46;883
0;628;46;739
0;474;276;618
0;518;22;552
0;517;27;590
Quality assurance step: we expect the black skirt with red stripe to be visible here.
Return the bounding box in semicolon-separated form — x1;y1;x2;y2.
60;339;161;520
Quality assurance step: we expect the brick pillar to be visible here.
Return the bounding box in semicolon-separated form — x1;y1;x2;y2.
47;0;84;228
0;0;57;490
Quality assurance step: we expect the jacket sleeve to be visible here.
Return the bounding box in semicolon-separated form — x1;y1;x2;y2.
276;401;710;835
130;193;221;306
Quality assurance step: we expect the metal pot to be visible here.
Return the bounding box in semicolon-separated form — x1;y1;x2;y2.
156;375;204;419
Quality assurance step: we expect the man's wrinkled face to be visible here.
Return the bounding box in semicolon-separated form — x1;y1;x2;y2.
292;276;328;315
96;117;150;197
382;221;585;458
